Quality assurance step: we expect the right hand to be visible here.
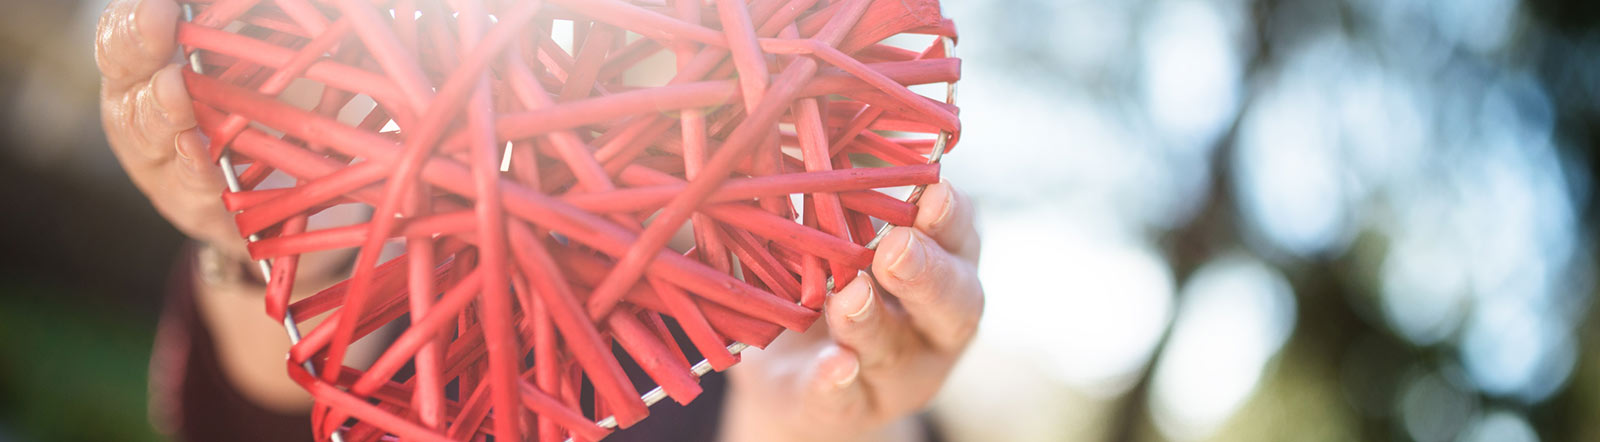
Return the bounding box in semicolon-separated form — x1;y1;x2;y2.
96;0;242;257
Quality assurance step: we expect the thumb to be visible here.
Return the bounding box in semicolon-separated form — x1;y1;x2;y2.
797;345;870;424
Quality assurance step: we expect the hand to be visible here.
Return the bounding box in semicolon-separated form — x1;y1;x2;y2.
97;0;246;257
95;0;357;414
719;181;984;442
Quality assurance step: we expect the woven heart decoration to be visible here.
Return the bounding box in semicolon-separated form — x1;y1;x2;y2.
178;0;958;440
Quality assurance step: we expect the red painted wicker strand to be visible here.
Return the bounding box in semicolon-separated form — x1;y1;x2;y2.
179;0;960;440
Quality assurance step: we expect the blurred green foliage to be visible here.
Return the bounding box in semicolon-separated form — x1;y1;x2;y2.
0;285;163;442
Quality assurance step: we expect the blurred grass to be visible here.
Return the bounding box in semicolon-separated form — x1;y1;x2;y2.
0;284;163;442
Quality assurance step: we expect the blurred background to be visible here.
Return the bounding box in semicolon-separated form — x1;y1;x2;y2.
0;0;1595;441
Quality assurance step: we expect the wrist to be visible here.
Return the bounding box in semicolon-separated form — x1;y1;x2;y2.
193;241;349;293
195;241;267;289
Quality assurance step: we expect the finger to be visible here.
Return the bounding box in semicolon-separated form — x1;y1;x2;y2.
156;131;237;251
97;0;181;96
797;345;868;422
108;64;198;163
174;127;224;191
911;179;979;263
825;271;918;371
872;227;984;352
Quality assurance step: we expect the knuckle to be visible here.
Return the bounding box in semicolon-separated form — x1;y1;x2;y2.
806;397;867;424
128;95;176;161
868;336;915;369
94;34;125;80
131;88;158;133
95;0;124;41
134;77;164;123
890;279;935;305
102;101;149;157
94;1;133;72
100;92;131;128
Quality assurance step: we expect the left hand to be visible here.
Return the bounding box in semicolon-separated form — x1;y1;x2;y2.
718;180;984;442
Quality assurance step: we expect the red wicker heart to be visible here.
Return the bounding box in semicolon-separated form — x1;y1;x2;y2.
178;0;958;440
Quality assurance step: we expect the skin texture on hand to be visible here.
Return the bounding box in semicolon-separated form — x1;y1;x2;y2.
96;0;308;413
97;0;346;414
97;0;240;257
719;181;985;442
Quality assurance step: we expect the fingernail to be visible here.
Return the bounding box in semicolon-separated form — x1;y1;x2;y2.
932;179;956;228
175;129;204;173
889;232;927;282
174;131;191;161
152;67;184;125
846;271;874;322
833;356;860;389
